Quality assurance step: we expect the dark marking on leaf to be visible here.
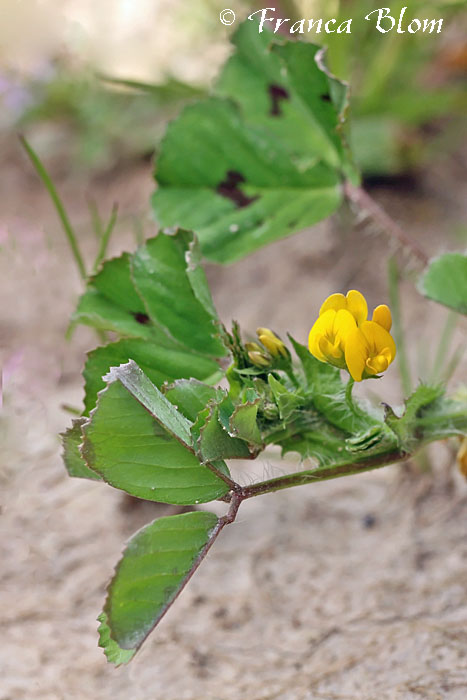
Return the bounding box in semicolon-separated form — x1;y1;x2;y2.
133;312;150;325
216;170;257;209
268;84;290;116
320;93;331;103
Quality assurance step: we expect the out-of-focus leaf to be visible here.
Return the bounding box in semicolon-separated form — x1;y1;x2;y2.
102;511;218;653
419;253;467;315
152;21;357;263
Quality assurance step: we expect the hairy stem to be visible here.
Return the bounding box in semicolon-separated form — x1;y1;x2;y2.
344;182;428;266
240;449;405;499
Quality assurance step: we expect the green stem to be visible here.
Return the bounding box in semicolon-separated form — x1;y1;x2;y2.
88;199;104;240
345;376;355;406
92;204;118;274
430;310;458;384
19;135;87;280
388;256;412;396
240;449;406;500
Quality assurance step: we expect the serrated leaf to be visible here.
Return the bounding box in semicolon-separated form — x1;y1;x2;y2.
278;427;351;465
131;231;226;356
72;231;228;414
268;374;304;421
81;375;229;505
229;399;263;446
152;21;357;264
163;378;223;422
191;402;252;462
419;253;467;315
84;340;222;415
104;511;219;651
289;336;380;435
385;384;446;450
104;361;194;447
61;418;102;481
97;612;136;665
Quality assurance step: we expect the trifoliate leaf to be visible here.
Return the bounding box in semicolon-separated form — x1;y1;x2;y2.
152;21;358;263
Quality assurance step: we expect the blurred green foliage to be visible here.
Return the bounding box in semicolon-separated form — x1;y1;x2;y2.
308;0;467;174
17;67;205;170
8;0;466;176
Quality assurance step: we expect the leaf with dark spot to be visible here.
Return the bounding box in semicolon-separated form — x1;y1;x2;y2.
216;170;258;208
133;312;150;325
268;84;290;116
153;21;358;263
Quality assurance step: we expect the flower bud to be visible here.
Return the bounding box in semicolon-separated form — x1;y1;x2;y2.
248;350;271;368
256;327;288;359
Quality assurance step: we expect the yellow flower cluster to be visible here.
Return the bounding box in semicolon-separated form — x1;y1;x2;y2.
246;327;289;367
308;290;396;381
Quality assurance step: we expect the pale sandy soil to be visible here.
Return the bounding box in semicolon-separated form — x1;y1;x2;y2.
1;139;467;699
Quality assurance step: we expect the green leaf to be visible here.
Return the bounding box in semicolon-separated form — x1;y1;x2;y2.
229;398;263;447
384;384;465;451
278;427;352;465
61;418;102;481
131;231;226;356
82;371;230;505
83;340;222;415
289;337;376;434
97;612;136;665
163;378;222;422
73;287;153;339
104;361;194;447
191;402;252;462
72;231;228;413
152;21;357;264
103;511;219;652
268;374;304;421
419;253;467;315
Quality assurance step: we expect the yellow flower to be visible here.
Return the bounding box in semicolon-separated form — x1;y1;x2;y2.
308;289;396;381
319;289;368;326
345;321;396;381
256;327;289;359
308;308;358;369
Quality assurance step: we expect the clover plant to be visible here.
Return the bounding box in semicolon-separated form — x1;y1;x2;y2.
51;21;467;664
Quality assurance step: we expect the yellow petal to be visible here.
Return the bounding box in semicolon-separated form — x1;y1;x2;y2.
333;308;358;344
360;321;396;362
346;290;368;326
372;304;392;332
319;293;346;316
345;327;368;382
308;310;336;362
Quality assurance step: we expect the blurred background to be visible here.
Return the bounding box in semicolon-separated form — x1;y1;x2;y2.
1;1;467;698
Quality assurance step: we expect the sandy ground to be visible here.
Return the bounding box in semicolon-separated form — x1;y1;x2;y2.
1;139;467;699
